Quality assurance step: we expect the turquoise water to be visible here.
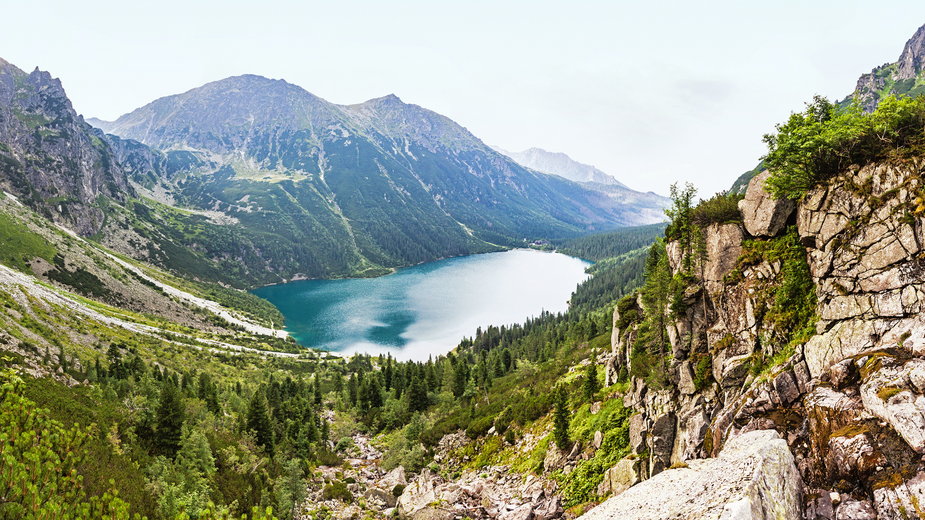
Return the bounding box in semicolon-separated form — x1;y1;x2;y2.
253;249;591;360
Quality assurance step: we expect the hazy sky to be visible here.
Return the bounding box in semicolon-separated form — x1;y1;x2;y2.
3;1;925;195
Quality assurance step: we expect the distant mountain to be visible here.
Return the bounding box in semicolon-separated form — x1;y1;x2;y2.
494;146;625;187
89;75;669;280
0;58;131;234
852;23;925;111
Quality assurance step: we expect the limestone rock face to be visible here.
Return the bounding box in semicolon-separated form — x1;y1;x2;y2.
738;170;795;237
0;60;132;234
598;159;925;519
597;457;643;497
582;430;803;520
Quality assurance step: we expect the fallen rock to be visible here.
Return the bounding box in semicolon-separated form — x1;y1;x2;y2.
835;499;876;520
738;170;796;238
597;457;643;497
860;361;925;453
580;430;803;520
873;471;925;520
498;503;533;520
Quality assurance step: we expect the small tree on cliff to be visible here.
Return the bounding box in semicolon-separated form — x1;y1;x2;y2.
582;349;600;402
552;385;570;451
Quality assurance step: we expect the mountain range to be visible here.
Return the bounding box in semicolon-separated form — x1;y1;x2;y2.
493;146;625;186
0;65;669;285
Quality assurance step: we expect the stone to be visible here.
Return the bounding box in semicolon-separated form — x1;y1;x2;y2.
860;362;925;453
873;471;925;520
543;444;567;472
366;486;398;507
410;507;454;520
597;457;643;497
397;469;441;518
592;430;603;450
498;503;533;520
381;466;408;489
532;497;562;520
648;413;676;475
677;361;696;395
835;499;876;520
828;359;858;389
738;170;796;237
628;414;647;454
772;370;801;405
827;431;885;477
703;223;745;294
580;430;803;520
908;359;925;394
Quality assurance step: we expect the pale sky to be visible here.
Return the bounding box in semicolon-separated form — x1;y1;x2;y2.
2;1;925;196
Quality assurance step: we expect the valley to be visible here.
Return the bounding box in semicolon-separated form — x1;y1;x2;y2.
4;12;925;520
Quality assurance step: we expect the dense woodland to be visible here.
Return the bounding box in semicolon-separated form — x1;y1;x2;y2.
1;219;668;519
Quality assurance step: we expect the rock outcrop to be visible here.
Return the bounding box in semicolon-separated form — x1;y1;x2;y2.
738;170;796;237
0;59;131;235
397;466;562;520
583;430;802;520
599;161;925;519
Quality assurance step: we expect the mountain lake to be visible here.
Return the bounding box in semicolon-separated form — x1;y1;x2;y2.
252;249;591;360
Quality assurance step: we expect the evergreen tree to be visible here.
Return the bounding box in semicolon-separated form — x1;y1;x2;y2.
582;350;600;402
347;373;358;407
155;381;185;457
451;361;468;398
407;371;428;413
313;375;322;406
552;386;570;451
246;389;275;455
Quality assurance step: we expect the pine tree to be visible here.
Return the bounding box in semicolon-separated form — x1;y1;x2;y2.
552;386;570;451
247;389;275;455
582;350;600;402
313;375;322;406
407;371;428;413
347;373;358;407
155;381;185;457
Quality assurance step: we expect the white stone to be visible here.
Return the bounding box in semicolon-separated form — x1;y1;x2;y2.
579;430;803;520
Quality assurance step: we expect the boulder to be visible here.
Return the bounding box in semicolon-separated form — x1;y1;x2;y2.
397;469;440;518
826;430;884;477
738;170;795;237
410;507;454;520
628;414;647;454
532;497;563;520
381;466;408;489
543;444;567;472
859;361;925;453
873;471;925;520
498;503;533;520
835;499;876;520
648;413;676;475
597;457;643;497
579;430;803;520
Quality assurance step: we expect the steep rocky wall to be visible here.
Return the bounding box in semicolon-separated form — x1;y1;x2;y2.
601;163;925;519
0;59;131;235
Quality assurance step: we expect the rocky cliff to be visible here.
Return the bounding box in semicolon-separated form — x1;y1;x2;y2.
852;23;925;112
597;161;925;519
0;58;131;235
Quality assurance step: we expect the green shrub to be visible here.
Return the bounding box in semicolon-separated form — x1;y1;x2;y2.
321;480;353;502
691;192;743;226
465;415;495;439
764;95;925;199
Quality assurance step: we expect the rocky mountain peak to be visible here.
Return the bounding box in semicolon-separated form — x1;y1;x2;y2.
896;23;925;80
495;146;626;187
0;58;130;235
